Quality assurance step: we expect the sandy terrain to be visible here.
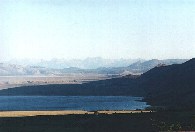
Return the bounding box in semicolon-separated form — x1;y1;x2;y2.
95;110;151;114
0;110;152;117
0;74;110;90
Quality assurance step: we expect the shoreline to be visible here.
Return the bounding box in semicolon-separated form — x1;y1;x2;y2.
0;110;152;117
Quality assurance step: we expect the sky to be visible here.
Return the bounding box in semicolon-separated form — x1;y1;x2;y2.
0;0;195;61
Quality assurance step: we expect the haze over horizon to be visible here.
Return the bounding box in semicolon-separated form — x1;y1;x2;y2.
0;0;195;61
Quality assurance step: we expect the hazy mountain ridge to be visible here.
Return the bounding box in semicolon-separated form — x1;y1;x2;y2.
0;59;188;76
7;57;142;69
0;63;60;76
125;59;188;74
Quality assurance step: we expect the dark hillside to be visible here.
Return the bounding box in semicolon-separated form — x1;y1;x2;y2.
139;58;195;109
0;77;139;96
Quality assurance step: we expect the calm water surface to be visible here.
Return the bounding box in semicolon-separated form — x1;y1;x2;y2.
0;96;149;111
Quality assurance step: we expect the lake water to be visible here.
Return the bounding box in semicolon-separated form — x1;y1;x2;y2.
0;96;149;111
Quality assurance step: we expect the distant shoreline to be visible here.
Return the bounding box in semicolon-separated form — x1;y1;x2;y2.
0;74;111;90
0;110;152;117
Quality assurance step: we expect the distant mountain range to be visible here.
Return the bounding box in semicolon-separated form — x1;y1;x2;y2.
0;59;188;76
1;58;194;109
7;57;141;69
94;59;188;75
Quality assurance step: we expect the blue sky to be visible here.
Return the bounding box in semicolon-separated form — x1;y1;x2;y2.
0;0;195;60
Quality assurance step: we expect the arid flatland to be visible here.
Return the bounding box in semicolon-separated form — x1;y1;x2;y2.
0;74;109;90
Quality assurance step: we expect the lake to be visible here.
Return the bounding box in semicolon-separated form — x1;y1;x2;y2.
0;96;149;111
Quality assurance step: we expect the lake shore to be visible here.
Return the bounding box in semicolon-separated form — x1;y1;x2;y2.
0;74;110;90
0;110;151;117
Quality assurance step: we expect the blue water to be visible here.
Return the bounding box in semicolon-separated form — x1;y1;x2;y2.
0;96;149;111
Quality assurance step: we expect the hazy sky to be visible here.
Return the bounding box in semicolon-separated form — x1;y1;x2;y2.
0;0;195;61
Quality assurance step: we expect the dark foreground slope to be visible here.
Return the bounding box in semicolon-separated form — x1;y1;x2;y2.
0;112;195;132
0;58;194;109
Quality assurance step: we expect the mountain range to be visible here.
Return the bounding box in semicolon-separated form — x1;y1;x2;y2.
0;59;187;76
6;57;141;69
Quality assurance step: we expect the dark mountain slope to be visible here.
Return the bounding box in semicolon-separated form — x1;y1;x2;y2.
0;76;140;96
139;58;195;109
